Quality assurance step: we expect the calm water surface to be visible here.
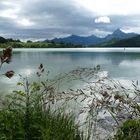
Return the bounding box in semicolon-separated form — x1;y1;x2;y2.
1;48;140;94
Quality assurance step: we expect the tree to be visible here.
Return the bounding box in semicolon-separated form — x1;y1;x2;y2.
0;37;7;43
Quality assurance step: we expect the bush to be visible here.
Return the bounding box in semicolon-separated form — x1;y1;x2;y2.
0;104;82;140
0;53;83;140
0;80;83;140
113;119;140;140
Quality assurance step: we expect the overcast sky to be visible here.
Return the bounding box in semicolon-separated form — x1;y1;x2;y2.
0;0;140;40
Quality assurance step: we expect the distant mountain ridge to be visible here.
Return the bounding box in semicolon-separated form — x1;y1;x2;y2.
48;34;102;45
104;29;137;41
1;29;139;47
44;29;138;46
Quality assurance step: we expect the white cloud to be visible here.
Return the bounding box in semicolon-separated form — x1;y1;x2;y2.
16;18;35;27
95;16;110;23
0;1;35;27
0;8;19;19
121;27;140;34
0;0;140;39
0;1;20;20
76;0;140;15
93;29;111;37
2;1;18;7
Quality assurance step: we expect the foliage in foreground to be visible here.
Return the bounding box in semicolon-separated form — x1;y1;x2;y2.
0;105;82;140
43;65;140;140
1;65;140;140
0;76;83;140
0;50;83;140
1;54;140;140
0;47;14;78
113;119;140;140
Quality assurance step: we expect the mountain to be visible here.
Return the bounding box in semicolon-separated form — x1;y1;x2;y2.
44;29;138;46
99;35;140;47
104;29;137;41
45;34;103;45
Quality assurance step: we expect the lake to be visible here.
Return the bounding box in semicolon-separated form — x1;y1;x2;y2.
1;48;140;94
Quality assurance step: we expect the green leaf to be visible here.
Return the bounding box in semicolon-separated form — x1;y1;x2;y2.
13;90;26;96
17;82;24;86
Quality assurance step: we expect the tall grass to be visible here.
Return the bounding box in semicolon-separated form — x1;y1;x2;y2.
1;49;140;140
0;79;84;140
41;65;140;140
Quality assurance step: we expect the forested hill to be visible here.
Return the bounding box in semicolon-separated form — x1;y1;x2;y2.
97;35;140;47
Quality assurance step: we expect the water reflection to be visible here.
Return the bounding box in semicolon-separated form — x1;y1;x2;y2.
1;49;140;94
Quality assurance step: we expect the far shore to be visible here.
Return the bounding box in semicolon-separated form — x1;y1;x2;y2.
1;47;140;53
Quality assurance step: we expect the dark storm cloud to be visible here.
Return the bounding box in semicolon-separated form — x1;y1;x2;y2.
20;0;95;29
0;0;99;39
0;0;140;40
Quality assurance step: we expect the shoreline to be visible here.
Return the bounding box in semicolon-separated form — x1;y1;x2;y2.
1;47;140;52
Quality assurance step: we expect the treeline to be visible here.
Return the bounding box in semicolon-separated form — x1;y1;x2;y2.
0;36;84;48
0;42;84;48
0;36;21;44
91;35;140;47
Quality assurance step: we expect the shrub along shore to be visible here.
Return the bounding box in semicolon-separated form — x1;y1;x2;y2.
0;41;84;48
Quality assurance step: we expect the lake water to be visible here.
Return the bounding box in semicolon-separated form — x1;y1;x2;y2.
1;48;140;94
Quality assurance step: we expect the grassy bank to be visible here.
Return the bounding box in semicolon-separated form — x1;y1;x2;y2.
0;42;84;48
0;48;84;140
1;48;140;140
0;81;84;140
1;66;140;139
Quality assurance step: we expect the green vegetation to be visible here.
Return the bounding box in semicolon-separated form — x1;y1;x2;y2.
96;35;140;47
0;48;84;140
2;35;140;48
1;61;140;139
1;48;140;139
0;42;84;48
113;119;140;140
93;38;120;47
0;36;84;48
0;83;83;140
1;33;140;48
0;37;7;43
